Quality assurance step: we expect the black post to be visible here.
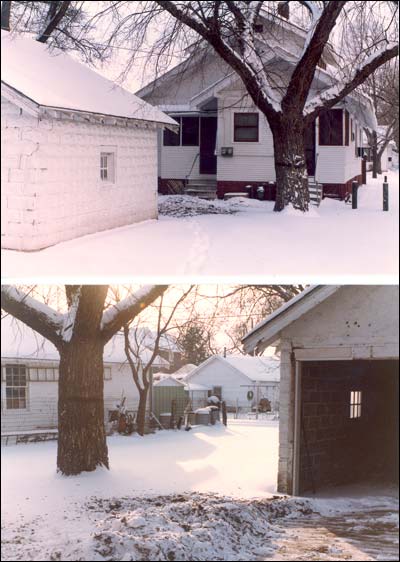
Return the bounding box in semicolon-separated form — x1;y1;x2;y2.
221;401;227;427
383;176;389;211
352;181;358;209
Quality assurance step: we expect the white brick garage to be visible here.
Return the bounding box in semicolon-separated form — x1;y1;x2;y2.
243;285;399;495
1;31;176;251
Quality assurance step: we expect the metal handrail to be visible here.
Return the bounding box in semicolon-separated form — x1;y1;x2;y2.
185;152;200;182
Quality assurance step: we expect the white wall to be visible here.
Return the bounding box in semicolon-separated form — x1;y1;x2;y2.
216;92;276;183
1;97;158;251
187;357;279;409
1;361;140;433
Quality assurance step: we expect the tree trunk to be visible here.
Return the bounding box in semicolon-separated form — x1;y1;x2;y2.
271;115;309;212
57;339;109;475
136;387;149;436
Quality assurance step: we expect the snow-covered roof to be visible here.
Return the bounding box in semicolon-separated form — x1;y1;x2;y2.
1;316;168;367
1;30;176;126
223;354;280;382
184;382;211;392
153;375;185;387
172;363;198;380
185;354;281;384
242;286;341;354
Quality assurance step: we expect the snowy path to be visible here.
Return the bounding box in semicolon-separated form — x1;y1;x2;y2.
2;171;398;281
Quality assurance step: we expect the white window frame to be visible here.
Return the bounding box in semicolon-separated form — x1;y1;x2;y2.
350;390;362;419
104;366;112;381
29;366;59;382
232;110;261;144
100;148;116;184
4;364;28;410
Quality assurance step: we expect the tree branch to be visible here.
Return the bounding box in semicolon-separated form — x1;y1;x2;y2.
305;42;399;120
1;285;64;348
101;285;168;342
283;1;346;111
37;0;71;43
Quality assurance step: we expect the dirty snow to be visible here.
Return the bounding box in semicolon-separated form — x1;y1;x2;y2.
2;171;398;282
2;420;399;561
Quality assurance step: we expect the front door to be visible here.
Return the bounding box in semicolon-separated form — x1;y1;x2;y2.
304;120;316;176
199;116;217;174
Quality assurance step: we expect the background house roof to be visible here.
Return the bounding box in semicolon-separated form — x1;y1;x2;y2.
185;354;280;383
1;30;176;126
1;317;168;368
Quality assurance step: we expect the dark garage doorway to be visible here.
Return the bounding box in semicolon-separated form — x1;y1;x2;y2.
299;359;399;494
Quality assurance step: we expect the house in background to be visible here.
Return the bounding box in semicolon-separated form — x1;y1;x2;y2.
1;30;176;251
243;285;399;496
183;354;281;411
1;318;171;436
137;8;376;202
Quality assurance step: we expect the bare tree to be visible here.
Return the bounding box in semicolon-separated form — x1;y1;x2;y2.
97;1;397;211
1;284;167;475
122;286;194;436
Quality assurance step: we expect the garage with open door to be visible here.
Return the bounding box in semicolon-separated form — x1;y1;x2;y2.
242;285;399;496
298;359;399;494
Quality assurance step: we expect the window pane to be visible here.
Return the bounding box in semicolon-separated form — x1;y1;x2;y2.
30;368;38;381
235;113;258;127
319;109;343;146
163;127;180;146
181;117;199;146
235;127;258;141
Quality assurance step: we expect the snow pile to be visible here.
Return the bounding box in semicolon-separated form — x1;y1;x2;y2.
87;493;311;562
158;195;260;217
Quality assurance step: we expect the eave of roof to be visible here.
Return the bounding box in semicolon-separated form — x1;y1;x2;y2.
242;286;342;354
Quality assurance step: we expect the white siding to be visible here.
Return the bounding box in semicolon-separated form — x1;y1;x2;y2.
1;97;158;251
1;362;140;433
216;93;275;182
315;113;362;184
187;357;279;408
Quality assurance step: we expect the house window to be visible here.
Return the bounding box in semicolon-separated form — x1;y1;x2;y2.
163;116;199;146
100;152;115;182
350;390;362;419
253;23;264;33
234;113;259;142
319;109;343;146
5;364;27;409
104;366;112;381
29;367;59;381
181;116;199;146
163;120;180;146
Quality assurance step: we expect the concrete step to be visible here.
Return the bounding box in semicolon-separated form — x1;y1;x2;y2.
185;188;217;200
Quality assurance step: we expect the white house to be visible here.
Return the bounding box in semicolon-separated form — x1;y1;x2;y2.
1;318;170;435
137;9;376;201
183;354;281;411
1;30;176;251
242;285;399;496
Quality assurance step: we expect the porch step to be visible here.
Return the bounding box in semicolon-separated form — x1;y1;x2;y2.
308;181;323;207
185;179;217;199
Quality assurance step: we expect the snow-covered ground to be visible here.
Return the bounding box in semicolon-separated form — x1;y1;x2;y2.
2;171;398;282
1;420;399;561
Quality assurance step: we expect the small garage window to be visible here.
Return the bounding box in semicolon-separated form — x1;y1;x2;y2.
5;364;27;409
100;152;115;182
350;390;362;419
234;113;259;142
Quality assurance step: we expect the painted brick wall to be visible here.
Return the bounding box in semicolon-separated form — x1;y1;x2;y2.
1;97;158;250
299;360;399;493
